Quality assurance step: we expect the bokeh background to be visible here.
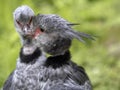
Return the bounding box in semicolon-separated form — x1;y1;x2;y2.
0;0;120;90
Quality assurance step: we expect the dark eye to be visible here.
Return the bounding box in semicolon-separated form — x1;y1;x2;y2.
41;28;44;32
39;26;44;32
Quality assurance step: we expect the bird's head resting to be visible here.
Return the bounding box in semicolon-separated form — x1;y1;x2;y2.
13;5;35;45
33;14;94;56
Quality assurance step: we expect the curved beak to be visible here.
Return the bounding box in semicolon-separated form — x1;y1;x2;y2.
23;26;29;33
23;25;33;37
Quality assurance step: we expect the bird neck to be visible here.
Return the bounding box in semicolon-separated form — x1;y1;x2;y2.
20;47;41;64
44;50;71;69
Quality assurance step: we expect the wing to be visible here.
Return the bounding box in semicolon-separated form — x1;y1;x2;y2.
3;71;14;90
48;61;92;90
68;62;92;90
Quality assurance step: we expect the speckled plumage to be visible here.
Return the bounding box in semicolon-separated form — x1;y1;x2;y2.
3;5;93;90
3;49;92;90
33;14;93;56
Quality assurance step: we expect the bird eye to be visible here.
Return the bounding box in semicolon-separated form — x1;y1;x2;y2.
40;28;44;32
38;26;44;32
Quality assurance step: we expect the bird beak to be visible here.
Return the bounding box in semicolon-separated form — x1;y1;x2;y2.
23;25;33;36
23;26;28;33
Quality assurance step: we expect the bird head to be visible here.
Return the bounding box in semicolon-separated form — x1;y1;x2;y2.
13;5;35;39
33;14;94;56
13;5;39;55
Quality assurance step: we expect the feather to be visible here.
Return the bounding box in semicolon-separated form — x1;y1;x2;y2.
67;23;80;26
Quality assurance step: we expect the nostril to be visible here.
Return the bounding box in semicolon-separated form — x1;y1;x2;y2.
23;27;32;35
23;27;28;33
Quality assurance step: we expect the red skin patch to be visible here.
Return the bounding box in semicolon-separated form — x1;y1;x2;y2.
33;27;42;38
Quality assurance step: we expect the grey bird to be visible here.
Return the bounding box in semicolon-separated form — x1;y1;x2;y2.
32;14;93;90
3;5;93;90
3;5;46;90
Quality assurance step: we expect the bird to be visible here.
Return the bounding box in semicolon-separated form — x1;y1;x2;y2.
3;5;46;90
3;5;93;90
32;14;93;90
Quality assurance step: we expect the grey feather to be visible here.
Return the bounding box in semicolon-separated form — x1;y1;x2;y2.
67;23;80;26
65;29;94;43
3;71;14;90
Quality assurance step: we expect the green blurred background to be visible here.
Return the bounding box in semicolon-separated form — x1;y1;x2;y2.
0;0;120;90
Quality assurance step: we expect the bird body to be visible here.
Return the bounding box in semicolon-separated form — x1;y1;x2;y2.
3;49;92;90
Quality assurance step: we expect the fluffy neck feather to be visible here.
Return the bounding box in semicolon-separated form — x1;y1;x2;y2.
20;47;41;64
44;50;71;69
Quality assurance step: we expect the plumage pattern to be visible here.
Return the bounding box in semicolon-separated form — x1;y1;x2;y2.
33;14;93;55
34;14;93;41
3;5;93;90
3;49;92;90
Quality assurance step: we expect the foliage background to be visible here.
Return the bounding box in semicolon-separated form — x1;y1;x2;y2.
0;0;120;90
